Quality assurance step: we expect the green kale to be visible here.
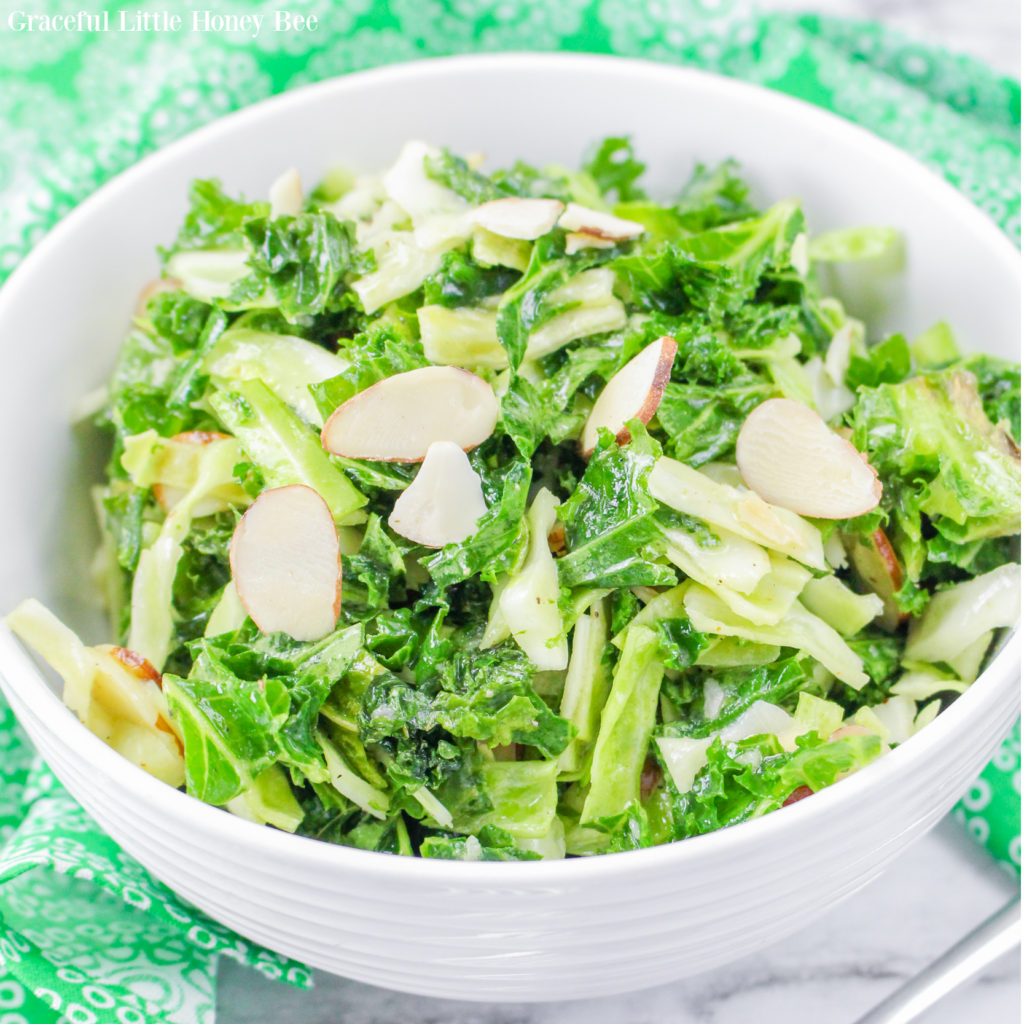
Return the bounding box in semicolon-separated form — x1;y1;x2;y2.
557;423;677;589
495;234;617;371
954;355;1021;443
309;322;429;419
420;825;542;860
583;136;647;203
673;160;758;232
433;642;574;756
666;731;882;837
849;367;1021;549
341;514;406;609
660;654;813;738
163;178;268;255
423;149;513;204
835;632;904;713
846;333;912;389
422;249;521;309
163;645;283;805
169;512;235;657
102;486;147;572
147;291;212;354
655;617;711;672
239;211;361;319
425;457;532;589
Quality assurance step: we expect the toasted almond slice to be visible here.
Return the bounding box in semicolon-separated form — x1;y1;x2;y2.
91;644;183;754
171;431;231;445
470;198;564;240
230;484;342;641
388;441;488;548
108;646;163;687
557;202;645;241
320;365;499;463
269;167;303;219
735;398;882;519
135;276;183;316
581;336;677;455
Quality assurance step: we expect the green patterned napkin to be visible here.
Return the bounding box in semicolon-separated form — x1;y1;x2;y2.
952;718;1021;877
0;704;312;1023
0;2;1019;1019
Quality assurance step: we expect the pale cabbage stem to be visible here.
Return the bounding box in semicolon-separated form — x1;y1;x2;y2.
128;440;240;669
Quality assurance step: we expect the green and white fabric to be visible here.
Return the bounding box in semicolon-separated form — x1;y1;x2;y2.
0;702;311;1023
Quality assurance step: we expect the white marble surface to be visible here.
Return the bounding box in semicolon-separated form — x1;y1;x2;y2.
215;3;1021;1020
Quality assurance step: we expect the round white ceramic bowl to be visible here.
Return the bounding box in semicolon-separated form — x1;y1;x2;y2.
0;53;1019;1003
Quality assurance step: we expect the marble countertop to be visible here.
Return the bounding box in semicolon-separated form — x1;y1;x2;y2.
215;3;1021;1021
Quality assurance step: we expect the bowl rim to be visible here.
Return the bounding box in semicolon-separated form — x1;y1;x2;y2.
0;51;1019;883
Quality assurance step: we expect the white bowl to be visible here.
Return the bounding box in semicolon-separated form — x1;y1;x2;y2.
0;53;1019;1003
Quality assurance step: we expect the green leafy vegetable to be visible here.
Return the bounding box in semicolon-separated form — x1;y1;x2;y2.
164;178;268;256
849;368;1021;549
655;617;711;672
433;642;574;756
663;654;813;738
423;249;521;309
558;423;676;589
309;322;429;420
62;138;1021;863
846;333;911;389
670;731;882;837
239;212;360;319
425;458;532;588
210;378;367;523
581;625;664;826
583;136;647;203
423;149;512;204
673;160;758;232
420;825;542;861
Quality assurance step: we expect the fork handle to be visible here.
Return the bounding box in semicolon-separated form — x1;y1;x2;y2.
853;896;1020;1024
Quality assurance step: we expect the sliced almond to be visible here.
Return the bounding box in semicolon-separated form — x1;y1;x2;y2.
829;724;875;742
230;484;342;641
470;198;564;240
388;441;488;548
107;646;163;687
547;522;566;556
269;167;303;219
557;202;645;241
844;527;906;632
171;431;231;445
581;336;677;455
320;365;499;463
782;784;813;806
735;398;882;519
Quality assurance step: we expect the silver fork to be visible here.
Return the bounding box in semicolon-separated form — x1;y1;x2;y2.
853;896;1021;1024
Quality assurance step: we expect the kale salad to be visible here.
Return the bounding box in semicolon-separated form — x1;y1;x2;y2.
8;138;1021;861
